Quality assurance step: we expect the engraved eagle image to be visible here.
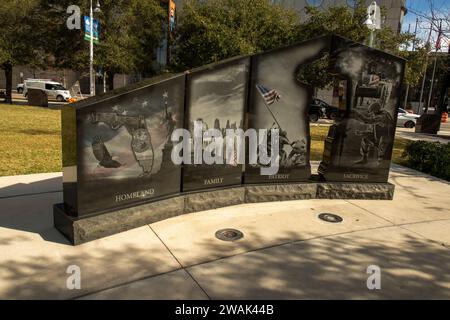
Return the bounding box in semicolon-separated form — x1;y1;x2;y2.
89;106;155;176
91;136;122;168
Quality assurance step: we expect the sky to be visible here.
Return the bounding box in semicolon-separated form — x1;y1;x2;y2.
402;0;450;51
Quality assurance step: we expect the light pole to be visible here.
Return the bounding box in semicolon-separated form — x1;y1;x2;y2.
426;20;443;113
364;2;381;48
90;0;101;96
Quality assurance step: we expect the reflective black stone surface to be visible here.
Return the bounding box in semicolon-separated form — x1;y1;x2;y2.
318;36;405;183
244;37;332;184
63;74;185;217
182;57;249;192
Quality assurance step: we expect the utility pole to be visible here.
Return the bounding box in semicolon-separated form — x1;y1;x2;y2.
89;1;101;96
403;17;419;109
427;19;443;112
418;22;434;114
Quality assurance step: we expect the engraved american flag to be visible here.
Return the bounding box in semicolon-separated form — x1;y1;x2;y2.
255;84;281;105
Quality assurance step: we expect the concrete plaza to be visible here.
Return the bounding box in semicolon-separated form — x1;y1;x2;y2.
0;163;449;299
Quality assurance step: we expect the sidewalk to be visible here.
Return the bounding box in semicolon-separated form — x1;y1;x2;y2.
396;127;450;144
0;164;449;299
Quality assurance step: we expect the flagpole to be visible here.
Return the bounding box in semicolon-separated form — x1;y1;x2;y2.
427;20;443;112
418;22;434;114
259;96;282;130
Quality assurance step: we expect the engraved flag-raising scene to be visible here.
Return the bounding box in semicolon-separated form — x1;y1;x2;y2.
245;37;331;183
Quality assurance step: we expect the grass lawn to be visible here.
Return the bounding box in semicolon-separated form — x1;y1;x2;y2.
0;104;61;176
0;103;409;176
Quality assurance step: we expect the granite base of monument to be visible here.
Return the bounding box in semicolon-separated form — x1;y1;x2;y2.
54;181;395;245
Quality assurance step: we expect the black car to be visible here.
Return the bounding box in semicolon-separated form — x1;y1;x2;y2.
308;103;324;122
308;98;343;122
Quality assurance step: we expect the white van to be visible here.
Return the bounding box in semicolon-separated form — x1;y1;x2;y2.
23;79;72;102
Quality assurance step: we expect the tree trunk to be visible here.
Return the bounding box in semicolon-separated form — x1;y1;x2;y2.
4;63;13;104
106;70;115;91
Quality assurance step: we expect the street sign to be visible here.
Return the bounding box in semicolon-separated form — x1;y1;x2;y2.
83;15;99;43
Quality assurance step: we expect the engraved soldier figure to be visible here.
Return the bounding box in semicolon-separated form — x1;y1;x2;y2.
353;102;393;165
288;139;307;166
278;129;290;165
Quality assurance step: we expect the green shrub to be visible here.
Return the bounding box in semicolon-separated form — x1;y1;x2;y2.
402;141;450;181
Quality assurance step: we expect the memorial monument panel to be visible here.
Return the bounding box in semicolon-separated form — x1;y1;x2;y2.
318;36;405;182
182;57;250;192
244;36;332;184
62;74;185;217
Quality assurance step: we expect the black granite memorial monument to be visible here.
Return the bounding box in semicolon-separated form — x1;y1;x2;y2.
54;35;405;245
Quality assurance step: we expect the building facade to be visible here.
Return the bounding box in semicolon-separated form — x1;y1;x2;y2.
271;0;407;33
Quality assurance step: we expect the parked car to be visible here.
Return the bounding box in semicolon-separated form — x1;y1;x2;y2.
308;98;343;122
324;105;344;120
308;103;324;122
16;83;24;94
23;79;71;102
397;108;420;128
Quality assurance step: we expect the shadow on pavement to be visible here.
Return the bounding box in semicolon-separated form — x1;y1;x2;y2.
184;228;450;299
0;175;65;245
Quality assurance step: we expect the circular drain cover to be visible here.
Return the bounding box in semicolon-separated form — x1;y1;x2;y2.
215;228;244;242
318;213;343;223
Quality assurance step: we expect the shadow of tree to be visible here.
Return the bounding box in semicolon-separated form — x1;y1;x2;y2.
1;206;450;299
0;238;178;300
183;227;450;299
1;161;449;299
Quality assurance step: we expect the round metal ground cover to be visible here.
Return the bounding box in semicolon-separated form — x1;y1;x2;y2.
215;228;244;242
318;213;343;223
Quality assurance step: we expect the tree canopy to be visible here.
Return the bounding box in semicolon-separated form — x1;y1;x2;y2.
0;0;45;102
172;0;427;88
1;0;166;98
1;0;430;100
296;2;427;88
92;0;166;89
171;0;301;71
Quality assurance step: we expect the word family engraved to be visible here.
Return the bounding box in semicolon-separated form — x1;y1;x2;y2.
204;177;224;185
